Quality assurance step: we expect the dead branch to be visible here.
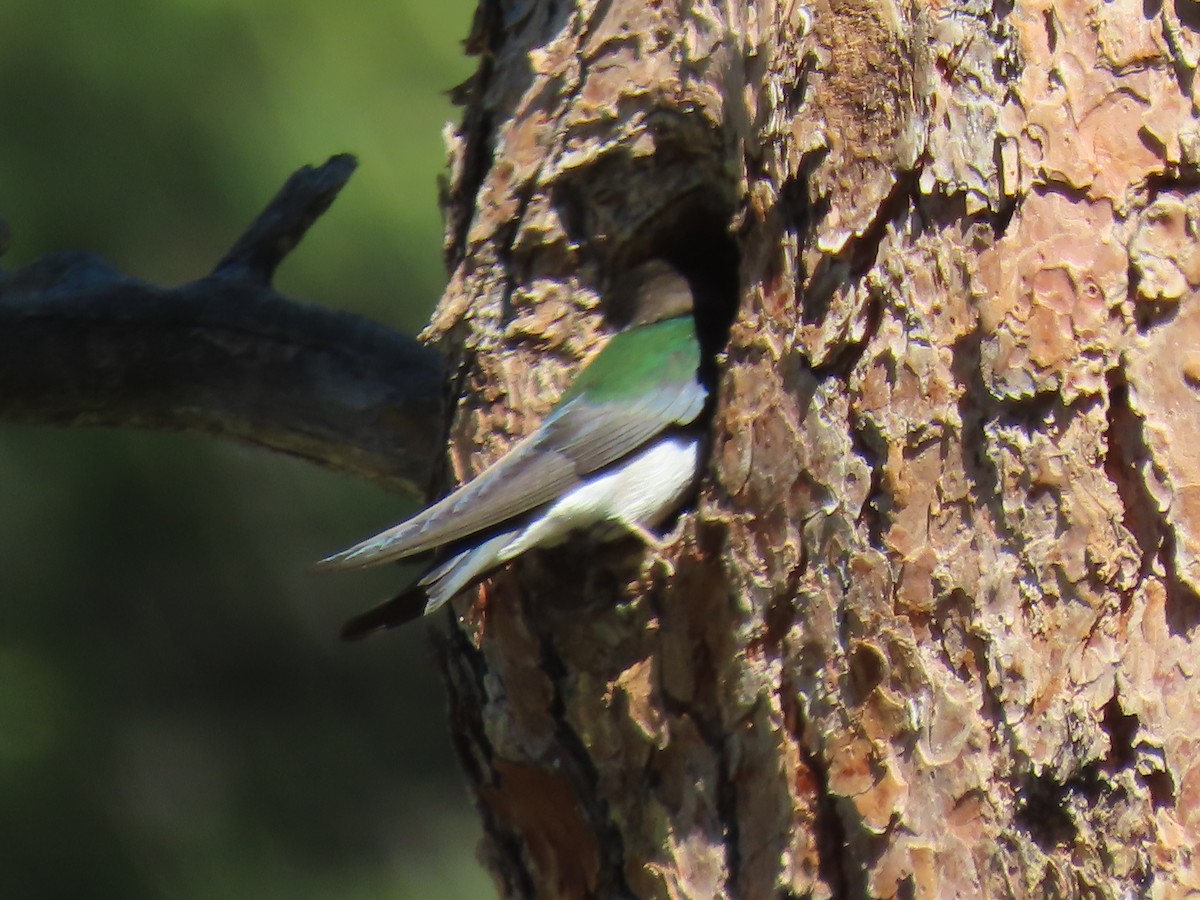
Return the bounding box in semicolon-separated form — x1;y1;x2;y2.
0;155;445;495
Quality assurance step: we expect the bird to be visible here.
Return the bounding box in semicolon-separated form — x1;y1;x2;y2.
318;260;709;639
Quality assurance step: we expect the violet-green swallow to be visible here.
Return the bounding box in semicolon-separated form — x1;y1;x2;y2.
319;260;708;638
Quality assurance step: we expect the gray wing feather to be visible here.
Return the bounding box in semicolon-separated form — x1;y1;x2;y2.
316;376;706;570
544;379;707;473
418;529;520;614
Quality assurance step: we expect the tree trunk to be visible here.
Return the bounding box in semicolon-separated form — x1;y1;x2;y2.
429;0;1199;896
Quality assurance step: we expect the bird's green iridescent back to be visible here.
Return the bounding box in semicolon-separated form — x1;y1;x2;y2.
555;315;700;409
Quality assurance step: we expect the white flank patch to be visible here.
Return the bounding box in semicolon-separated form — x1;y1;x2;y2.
497;435;701;560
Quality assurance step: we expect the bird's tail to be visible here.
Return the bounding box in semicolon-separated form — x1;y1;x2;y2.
340;529;519;640
340;585;429;640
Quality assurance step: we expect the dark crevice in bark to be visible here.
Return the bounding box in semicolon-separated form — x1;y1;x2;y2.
1099;692;1174;808
826;168;921;287
536;629;635;900
495;183;545;324
948;324;1080;538
805;292;881;379
993;0;1017;21
847;396;890;553
804;175;918;387
438;610;494;786
655;561;742;897
778;149;828;235
1127;171;1200;331
776;149;828;313
438;621;540;899
442;101;496;270
1137;127;1174;171
931;587;991;684
1123;211;1152;330
945;322;1040;765
1042;7;1059;53
913;184;971;238
425;349;478;514
795;713;850;899
988;183;1019;240
1103;367;1200;633
950;324;1006;527
777;674;851;899
991;388;1065;432
1158;521;1200;634
1101;692;1139;770
1162;8;1199;99
1015;769;1084;851
487;829;538;900
1142;762;1176;810
715;729;743;900
1131;294;1181;333
756;586;801;661
785;48;818;122
580;0;615;52
443;0;505;268
1142;169;1200;203
1104;368;1161;585
1036;180;1093;207
796;235;847;328
846;641;887;705
1017;751;1147;870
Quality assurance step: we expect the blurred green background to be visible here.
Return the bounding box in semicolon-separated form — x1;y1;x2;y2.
0;1;492;897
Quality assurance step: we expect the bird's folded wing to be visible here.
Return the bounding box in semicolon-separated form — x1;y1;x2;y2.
315;376;706;570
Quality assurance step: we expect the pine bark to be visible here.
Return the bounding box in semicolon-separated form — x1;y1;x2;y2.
428;0;1200;896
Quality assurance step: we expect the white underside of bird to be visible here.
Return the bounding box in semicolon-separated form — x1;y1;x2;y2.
416;433;701;614
499;432;700;557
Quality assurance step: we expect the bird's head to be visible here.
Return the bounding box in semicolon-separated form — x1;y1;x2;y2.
605;260;694;329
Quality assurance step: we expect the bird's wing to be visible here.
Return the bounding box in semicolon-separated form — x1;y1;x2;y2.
316;374;705;570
